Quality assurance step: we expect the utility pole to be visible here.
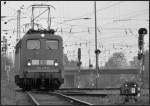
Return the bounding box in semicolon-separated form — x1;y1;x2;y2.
17;9;21;42
94;1;101;88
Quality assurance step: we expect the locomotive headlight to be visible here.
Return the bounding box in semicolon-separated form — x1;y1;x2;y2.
134;84;137;87
41;34;45;37
27;62;31;66
54;62;59;66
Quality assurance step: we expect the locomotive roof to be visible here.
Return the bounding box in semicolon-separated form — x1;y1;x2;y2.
15;29;62;49
23;33;62;39
23;29;62;40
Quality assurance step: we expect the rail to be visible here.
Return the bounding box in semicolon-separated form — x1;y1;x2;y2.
53;91;94;105
26;91;40;105
26;91;94;105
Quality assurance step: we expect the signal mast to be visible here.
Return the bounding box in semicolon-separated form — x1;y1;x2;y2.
138;28;147;88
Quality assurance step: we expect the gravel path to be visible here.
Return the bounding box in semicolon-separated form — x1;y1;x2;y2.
70;94;149;105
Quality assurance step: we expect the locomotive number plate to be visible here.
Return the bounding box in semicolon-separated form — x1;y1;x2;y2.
39;60;47;65
47;60;54;65
37;66;50;70
39;60;54;65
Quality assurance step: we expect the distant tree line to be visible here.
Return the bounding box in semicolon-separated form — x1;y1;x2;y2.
100;50;149;88
63;50;149;88
63;54;78;67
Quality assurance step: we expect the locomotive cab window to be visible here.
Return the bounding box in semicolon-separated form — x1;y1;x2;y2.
27;39;40;50
46;40;58;50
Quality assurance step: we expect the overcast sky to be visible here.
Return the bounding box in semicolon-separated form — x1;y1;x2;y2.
1;1;149;67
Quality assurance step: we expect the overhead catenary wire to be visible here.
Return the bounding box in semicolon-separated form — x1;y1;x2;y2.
74;1;124;20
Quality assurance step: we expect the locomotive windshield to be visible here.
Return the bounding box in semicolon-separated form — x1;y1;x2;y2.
46;40;58;50
27;39;40;50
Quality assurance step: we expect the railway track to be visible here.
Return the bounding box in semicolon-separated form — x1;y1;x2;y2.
25;88;149;105
26;91;94;105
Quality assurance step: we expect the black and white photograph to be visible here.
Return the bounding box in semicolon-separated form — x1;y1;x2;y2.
1;1;149;105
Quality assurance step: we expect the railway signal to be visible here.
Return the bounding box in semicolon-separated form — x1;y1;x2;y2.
4;1;6;4
77;48;82;88
2;36;7;53
2;46;7;52
1;36;8;73
78;48;81;61
4;22;7;24
138;28;147;60
77;48;82;67
137;28;147;90
89;64;93;68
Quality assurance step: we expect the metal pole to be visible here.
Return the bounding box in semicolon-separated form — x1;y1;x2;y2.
17;10;21;42
141;38;144;87
94;1;98;88
137;28;147;96
77;47;81;88
2;36;7;78
48;7;51;30
5;38;7;80
78;63;81;88
31;7;34;29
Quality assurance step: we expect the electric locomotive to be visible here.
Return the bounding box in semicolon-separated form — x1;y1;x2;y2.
14;29;64;90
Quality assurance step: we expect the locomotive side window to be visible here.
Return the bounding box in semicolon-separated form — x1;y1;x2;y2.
27;40;40;50
46;40;58;50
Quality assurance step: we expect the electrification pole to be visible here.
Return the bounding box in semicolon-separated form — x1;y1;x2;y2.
17;9;21;42
94;1;101;88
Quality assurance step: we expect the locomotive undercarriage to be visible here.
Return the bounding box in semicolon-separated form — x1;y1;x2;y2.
15;76;63;91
